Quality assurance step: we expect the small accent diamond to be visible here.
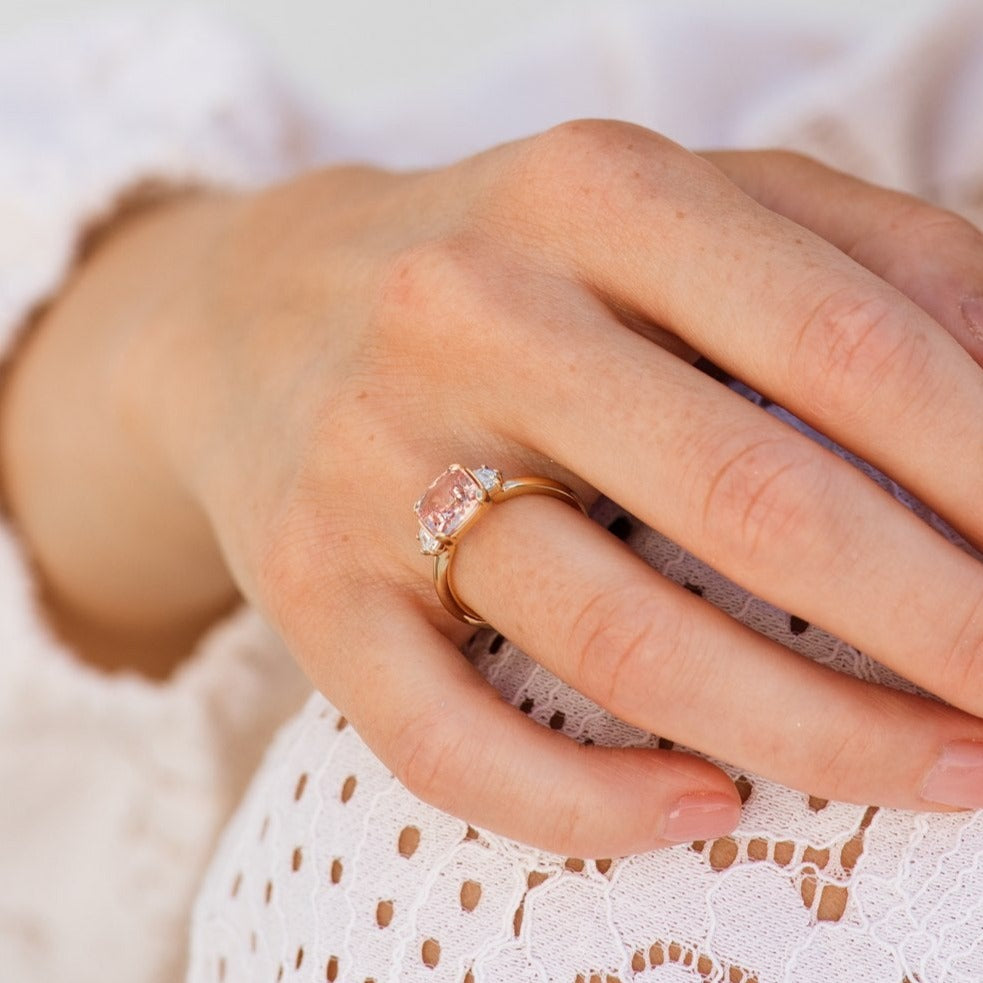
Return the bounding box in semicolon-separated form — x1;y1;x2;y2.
418;526;443;555
471;466;502;492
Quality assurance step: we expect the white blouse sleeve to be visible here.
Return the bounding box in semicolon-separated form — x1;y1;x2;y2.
0;7;340;351
0;10;324;982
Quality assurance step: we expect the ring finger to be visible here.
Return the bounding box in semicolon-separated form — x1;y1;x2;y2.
450;492;983;812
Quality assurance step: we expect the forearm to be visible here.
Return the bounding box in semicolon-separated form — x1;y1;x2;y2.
0;190;241;676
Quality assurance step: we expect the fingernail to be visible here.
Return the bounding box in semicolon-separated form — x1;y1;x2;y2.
960;296;983;344
921;740;983;809
662;793;741;843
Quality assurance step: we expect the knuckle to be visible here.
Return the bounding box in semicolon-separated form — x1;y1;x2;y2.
524;119;637;174
699;432;832;568
374;236;475;322
255;525;316;634
862;200;982;259
845;201;983;331
938;588;983;702
788;285;931;420
530;118;667;166
909;206;980;244
809;711;871;797
511;118;699;213
542;784;595;855
254;502;351;634
391;705;468;805
568;585;693;713
372;234;504;358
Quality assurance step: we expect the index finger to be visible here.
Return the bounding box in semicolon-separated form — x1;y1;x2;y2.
503;120;983;548
290;589;742;857
702;149;983;363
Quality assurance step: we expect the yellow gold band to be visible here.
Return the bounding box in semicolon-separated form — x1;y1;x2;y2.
420;468;587;628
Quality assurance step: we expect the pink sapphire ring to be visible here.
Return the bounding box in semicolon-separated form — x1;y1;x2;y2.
414;465;588;627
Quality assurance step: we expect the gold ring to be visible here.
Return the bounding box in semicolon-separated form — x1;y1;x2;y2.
414;465;588;627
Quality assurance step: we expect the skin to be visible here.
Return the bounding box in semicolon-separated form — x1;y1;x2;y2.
1;120;982;856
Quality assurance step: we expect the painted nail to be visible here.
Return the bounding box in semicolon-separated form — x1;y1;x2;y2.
921;741;983;810
960;296;983;344
662;793;741;843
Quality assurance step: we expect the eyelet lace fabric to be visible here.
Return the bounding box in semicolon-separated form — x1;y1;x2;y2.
186;378;982;983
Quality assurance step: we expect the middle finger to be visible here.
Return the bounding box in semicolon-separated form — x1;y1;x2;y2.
452;493;983;811
500;121;983;548
480;291;983;720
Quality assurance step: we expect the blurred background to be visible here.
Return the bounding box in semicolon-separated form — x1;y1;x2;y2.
0;0;933;114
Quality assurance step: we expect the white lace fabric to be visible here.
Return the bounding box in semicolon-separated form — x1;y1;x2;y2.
1;2;983;982
185;386;982;983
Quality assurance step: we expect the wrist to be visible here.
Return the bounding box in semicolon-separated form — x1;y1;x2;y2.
0;188;243;675
134;164;408;595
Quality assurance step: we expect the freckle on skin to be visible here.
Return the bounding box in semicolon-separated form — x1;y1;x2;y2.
357;391;368;400
675;210;686;220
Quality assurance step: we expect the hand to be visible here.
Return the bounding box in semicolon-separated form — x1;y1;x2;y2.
5;120;983;855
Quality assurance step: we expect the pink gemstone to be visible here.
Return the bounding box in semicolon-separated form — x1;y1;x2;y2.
415;466;484;538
